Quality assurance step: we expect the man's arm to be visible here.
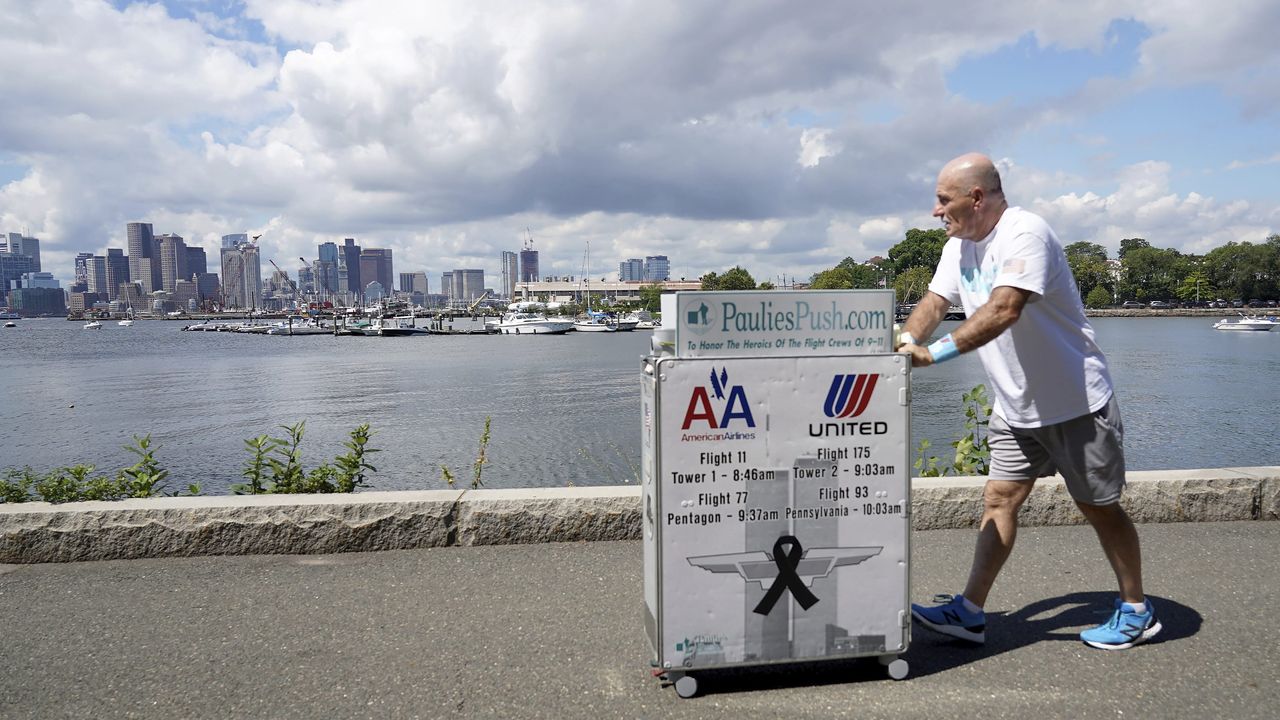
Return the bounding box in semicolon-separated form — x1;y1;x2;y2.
901;285;1032;367
897;291;950;349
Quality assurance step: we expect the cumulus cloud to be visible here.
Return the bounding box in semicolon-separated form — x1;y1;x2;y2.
0;0;1276;288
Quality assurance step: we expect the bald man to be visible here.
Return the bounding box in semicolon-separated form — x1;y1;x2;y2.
899;153;1161;651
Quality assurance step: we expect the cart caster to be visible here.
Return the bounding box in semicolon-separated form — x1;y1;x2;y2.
671;673;699;698
878;654;909;680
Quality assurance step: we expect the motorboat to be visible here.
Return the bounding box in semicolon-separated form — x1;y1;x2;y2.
3;321;15;328
494;312;574;335
118;319;134;327
1213;315;1276;331
83;320;103;330
266;316;331;335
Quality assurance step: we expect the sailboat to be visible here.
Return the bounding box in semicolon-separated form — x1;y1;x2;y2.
118;292;135;326
573;242;615;332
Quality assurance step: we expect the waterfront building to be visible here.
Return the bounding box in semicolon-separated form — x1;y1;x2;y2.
440;271;453;300
119;282;145;312
15;272;59;289
194;273;220;305
342;239;362;295
520;248;539;283
156;233;187;292
501;251;518;299
619;258;644;282
359;248;393;297
105;248;129;301
171;279;198;311
7;286;65;316
1;236;38;290
644;255;670;281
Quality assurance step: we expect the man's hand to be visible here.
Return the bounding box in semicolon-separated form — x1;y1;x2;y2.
900;342;934;367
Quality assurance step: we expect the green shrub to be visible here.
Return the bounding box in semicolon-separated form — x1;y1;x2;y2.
915;384;992;477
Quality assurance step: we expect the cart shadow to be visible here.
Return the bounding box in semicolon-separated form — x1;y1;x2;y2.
903;591;1203;677
671;591;1202;695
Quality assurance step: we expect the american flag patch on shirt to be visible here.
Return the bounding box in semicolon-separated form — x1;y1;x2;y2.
1002;259;1026;273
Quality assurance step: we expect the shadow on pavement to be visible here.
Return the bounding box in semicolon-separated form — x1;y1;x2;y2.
664;592;1202;696
905;591;1203;677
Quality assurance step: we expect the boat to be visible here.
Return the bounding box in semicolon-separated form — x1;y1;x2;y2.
266;316;332;335
3;321;15;328
0;310;19;320
494;311;574;335
573;243;616;333
83;320;102;330
1212;315;1277;331
118;319;134;327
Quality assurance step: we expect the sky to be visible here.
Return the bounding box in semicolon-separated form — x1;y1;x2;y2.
2;0;1278;289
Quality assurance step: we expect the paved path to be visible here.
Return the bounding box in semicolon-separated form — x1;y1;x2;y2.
2;521;1276;719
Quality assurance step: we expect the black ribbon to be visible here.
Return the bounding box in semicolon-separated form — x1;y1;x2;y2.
753;535;820;615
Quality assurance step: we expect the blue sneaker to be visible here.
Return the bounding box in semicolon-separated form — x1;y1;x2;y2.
1080;599;1162;650
911;594;986;644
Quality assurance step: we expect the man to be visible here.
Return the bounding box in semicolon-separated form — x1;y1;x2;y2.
898;152;1161;651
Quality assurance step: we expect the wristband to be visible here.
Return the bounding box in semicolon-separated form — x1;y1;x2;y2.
927;333;960;363
898;331;916;347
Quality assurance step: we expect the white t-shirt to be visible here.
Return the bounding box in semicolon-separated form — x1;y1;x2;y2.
927;206;1113;428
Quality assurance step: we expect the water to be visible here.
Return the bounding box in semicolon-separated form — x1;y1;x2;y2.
0;317;1275;494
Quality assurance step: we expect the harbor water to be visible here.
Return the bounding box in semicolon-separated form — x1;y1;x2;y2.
0;317;1275;496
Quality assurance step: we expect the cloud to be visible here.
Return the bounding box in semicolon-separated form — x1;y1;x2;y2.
0;0;1277;289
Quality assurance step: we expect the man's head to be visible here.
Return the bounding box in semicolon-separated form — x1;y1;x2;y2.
933;153;1008;240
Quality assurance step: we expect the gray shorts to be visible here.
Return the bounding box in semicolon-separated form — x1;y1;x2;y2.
988;394;1126;505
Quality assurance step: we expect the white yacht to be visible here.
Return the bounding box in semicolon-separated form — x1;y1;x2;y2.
1213;315;1277;331
83;320;102;330
495;312;574;335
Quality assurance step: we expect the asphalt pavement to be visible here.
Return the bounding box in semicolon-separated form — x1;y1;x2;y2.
1;521;1276;719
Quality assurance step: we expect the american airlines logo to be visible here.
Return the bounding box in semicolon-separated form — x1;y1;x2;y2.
823;374;878;418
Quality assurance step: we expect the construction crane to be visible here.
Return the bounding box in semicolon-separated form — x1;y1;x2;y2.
267;258;299;310
467;291;491;314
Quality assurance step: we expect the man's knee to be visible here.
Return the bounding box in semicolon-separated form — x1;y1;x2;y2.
982;479;1035;514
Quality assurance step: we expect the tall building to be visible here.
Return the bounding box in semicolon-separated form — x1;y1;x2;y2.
186;246;207;275
105;248;129;300
74;252;93;288
501;251;518;298
342;239;362;295
450;269;485;302
519;248;539;282
86;256;109;295
359;248;393;298
619;258;644;282
644;255;670;281
127;222;159;294
221;233;249;248
156;233;188;292
4;233;40;271
440;271;453;299
219;242;262;310
399;271;427;294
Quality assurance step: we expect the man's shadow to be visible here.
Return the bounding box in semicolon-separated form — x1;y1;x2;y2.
672;592;1201;696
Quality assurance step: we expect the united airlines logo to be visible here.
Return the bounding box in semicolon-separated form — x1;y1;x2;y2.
682;367;757;429
823;374;878;418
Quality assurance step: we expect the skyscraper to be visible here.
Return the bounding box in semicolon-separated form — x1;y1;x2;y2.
186;246;207;275
501;251;518;298
644;255;670;281
219;242;262;310
86;256;108;295
399;271;427;294
316;242;339;297
222;233;249;248
619;258;644;282
105;248;129;300
156;233;188;292
451;269;485;302
342;239;362;295
5;233;40;272
519;248;539;282
127;222;158;294
359;248;393;298
74;252;93;288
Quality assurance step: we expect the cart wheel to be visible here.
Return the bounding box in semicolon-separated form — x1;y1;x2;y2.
886;659;909;680
674;674;699;698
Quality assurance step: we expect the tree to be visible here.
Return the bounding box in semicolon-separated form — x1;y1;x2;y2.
1118;237;1151;260
1084;285;1113;309
887;228;947;275
1118;245;1184;301
809;257;884;289
701;266;757;290
1174;269;1214;304
1067;255;1113;301
894;266;935;303
638;284;664;313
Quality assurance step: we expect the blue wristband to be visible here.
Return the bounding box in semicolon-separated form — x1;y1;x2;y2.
927;333;960;363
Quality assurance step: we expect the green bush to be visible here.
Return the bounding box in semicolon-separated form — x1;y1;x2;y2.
231;423;379;495
915;384;992;477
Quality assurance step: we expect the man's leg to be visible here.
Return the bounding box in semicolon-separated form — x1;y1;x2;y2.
961;478;1036;607
1075;500;1144;603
